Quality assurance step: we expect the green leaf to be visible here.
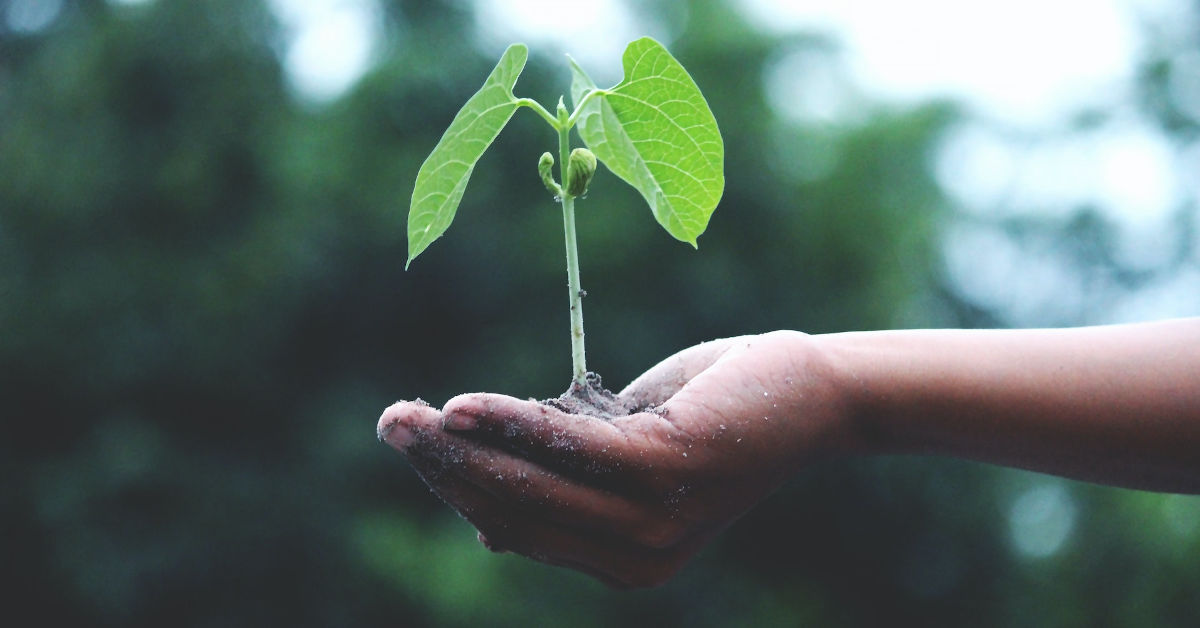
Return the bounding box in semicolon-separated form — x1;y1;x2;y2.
407;44;528;268
570;38;724;247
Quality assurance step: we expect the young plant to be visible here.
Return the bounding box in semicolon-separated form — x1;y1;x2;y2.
406;37;724;393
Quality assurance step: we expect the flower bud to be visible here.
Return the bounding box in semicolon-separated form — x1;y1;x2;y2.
566;148;597;197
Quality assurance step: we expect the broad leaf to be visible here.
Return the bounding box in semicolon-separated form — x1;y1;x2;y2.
407;44;528;268
570;38;724;246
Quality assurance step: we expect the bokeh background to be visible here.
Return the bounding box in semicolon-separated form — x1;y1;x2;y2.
4;0;1200;625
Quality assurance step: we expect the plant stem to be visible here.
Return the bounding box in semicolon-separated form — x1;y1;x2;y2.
516;98;560;129
557;106;587;388
563;88;607;128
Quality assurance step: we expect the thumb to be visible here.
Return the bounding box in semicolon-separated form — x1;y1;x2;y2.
617;337;746;409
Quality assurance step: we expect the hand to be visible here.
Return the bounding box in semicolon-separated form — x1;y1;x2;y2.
377;331;856;588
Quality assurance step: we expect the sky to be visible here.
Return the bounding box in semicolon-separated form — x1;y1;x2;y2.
263;0;1176;121
743;0;1144;125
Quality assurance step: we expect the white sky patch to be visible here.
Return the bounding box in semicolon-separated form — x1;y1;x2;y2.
942;222;1091;324
269;0;382;103
934;124;1020;214
745;0;1197;258
936;118;1180;225
740;0;1147;127
764;45;864;125
1106;268;1200;323
471;0;642;87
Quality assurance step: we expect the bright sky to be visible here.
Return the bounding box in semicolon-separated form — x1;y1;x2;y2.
267;0;382;102
742;0;1145;125
265;0;1183;122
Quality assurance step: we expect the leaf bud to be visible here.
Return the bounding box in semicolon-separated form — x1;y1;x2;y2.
566;148;597;197
537;151;560;196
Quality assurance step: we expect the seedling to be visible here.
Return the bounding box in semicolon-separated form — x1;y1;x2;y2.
406;38;724;394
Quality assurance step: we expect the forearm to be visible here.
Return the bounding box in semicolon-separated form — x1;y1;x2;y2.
817;319;1200;493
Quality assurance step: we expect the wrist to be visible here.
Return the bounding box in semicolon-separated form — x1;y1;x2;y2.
809;331;900;457
758;330;869;463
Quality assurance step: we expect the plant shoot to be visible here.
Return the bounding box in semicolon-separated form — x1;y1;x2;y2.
406;38;724;391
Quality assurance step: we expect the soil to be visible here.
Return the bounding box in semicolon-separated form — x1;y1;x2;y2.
543;372;638;421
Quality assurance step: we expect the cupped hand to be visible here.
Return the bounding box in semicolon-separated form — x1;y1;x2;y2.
377;331;855;588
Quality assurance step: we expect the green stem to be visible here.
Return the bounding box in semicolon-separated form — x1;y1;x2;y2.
517;98;560;129
564;89;607;128
557;105;587;388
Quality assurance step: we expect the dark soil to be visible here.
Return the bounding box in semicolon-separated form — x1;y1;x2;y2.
543;372;637;421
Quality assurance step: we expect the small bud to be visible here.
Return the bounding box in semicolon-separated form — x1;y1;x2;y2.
537;152;560;196
566;147;597;197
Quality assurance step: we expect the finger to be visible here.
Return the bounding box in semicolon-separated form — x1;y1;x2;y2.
617;337;745;408
441;393;672;479
440;470;688;588
377;399;442;452
404;448;688;588
407;418;685;548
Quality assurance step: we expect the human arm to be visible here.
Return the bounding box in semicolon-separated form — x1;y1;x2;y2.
377;318;1200;587
827;318;1200;493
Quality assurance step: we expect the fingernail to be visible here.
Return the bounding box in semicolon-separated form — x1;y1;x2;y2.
443;410;478;431
378;420;415;449
377;405;416;449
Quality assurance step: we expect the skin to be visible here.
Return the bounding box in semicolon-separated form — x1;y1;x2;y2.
377;318;1200;589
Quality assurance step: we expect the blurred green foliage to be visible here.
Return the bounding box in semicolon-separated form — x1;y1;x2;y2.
2;0;1197;626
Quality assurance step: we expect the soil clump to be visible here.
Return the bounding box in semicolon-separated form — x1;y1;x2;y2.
543;372;637;421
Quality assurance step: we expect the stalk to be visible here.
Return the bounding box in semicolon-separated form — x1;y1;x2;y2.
556;103;587;388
